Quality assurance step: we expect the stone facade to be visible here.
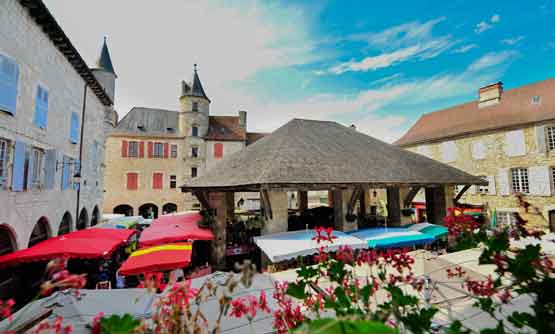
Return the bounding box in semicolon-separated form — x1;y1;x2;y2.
400;81;555;231
0;0;114;251
102;70;264;217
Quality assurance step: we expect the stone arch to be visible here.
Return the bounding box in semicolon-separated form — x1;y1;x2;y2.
91;206;100;226
162;203;178;214
0;224;17;255
113;204;133;216
139;203;159;219
58;211;72;236
29;217;51;247
77;208;88;230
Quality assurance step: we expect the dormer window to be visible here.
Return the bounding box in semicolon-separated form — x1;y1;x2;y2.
532;96;541;104
192;102;198;112
137;124;145;131
166;127;175;133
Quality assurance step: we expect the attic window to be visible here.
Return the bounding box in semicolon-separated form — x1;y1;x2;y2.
167;127;175;132
137;124;145;131
532;96;541;104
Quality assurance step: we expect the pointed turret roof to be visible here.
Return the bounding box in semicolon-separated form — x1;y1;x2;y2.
190;64;210;101
95;37;117;77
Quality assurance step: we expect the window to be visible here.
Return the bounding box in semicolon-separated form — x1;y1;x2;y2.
192;102;198;112
511;168;529;194
152;172;163;189
532;96;541;104
478;176;488;194
153;142;164;158
191;167;197;178
441;141;457;163
191;146;198;158
31;148;44;189
61;156;74;191
170;175;177;189
69;112;80;144
547;126;555;152
128;141;138;157
126;173;138;190
192;126;198;137
552;167;555;193
0;54;19;115
170;144;177;158
0;139;9;188
496;211;518;229
214;143;223;159
33;85;48;129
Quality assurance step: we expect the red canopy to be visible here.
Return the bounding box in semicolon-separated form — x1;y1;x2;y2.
0;228;136;268
139;212;213;247
119;243;192;276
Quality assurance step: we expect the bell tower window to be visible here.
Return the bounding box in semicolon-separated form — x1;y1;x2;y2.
192;102;198;112
192;126;199;137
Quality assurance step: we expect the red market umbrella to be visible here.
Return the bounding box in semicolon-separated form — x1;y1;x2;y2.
139;212;213;247
119;243;193;276
0;228;136;268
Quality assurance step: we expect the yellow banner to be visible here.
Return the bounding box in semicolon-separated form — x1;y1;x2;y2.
131;244;192;257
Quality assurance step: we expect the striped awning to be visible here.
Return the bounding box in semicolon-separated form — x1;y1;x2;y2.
119;243;193;276
350;227;434;249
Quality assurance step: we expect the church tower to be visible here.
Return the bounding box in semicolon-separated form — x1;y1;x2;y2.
91;37;117;103
178;64;210;138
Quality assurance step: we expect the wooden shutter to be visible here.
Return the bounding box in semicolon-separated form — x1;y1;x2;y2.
529;166;551;196
214;143;223;158
147;142;153;158
44;149;56;190
498;168;510;196
535;125;547;153
504;130;526;157
127;173;138;190
69;112;80;144
163;143;169;159
61;156;70;190
153;172;163;189
121;140;128;157
33;86;48;129
139;141;145;158
26;148;35;190
11;141;26;191
487;176;496;195
0;55;19;115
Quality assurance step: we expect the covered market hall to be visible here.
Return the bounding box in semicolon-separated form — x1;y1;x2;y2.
181;119;485;269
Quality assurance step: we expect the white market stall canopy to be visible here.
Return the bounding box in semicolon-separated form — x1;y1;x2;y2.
254;229;367;263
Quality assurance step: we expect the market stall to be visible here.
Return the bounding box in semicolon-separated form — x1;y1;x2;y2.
119;243;192;276
350;227;434;249
138;212;213;247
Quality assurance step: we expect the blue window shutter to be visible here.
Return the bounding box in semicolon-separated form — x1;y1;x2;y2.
69;112;79;144
62;156;70;190
26;148;35;190
0;55;19;115
11;141;25;191
44;149;56;190
33;86;48;129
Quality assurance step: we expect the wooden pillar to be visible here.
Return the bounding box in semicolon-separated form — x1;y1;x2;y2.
425;187;446;225
332;189;357;232
209;192;234;270
298;191;308;211
398;186;412;226
359;187;369;217
327;190;334;207
386;186;401;226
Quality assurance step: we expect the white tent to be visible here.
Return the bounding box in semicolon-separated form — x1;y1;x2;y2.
254;229;367;263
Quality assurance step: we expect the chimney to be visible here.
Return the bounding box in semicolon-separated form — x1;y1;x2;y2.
478;81;503;108
238;110;247;129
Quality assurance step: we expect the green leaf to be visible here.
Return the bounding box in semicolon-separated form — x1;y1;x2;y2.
445;320;472;334
480;321;506;334
401;307;437;334
297;264;319;280
328;261;348;283
293;318;397;334
286;282;307;299
100;314;141;334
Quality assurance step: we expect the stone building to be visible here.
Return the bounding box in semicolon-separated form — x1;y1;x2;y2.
396;79;555;231
103;66;265;217
0;0;117;254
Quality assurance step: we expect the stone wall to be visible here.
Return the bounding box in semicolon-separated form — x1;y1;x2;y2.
406;122;555;230
0;0;108;249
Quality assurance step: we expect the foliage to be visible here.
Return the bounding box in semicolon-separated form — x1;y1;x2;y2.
444;207;486;251
99;314;141;334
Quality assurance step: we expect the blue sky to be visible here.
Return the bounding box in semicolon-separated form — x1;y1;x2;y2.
45;0;555;142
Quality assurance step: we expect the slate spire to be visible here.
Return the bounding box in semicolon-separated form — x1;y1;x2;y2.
190;64;209;101
95;36;117;77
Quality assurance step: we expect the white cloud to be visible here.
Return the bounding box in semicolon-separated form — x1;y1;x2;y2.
453;44;478;53
501;36;525;45
467;51;518;71
326;18;454;74
475;14;501;33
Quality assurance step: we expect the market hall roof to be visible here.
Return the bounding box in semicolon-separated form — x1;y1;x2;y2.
395;78;555;147
18;0;113;106
182;118;486;192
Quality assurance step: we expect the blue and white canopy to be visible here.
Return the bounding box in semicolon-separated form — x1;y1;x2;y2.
350;227;434;249
254;229;367;263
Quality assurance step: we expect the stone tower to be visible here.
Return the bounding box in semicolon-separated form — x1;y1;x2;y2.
91;37;117;103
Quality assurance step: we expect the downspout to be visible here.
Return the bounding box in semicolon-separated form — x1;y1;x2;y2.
76;83;87;228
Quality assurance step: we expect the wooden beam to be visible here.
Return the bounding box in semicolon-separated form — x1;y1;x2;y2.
347;186;362;216
193;191;211;211
454;185;471;205
261;190;273;220
403;186;421;208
